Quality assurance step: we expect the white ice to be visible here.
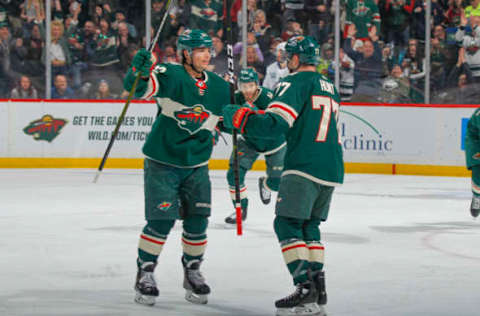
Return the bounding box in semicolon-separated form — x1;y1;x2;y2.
0;169;479;316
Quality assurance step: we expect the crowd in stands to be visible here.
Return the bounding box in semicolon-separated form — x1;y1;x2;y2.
0;0;479;103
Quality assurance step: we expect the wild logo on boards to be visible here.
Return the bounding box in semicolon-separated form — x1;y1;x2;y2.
23;115;67;142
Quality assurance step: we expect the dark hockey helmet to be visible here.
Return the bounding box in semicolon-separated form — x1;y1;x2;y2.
285;35;320;66
177;29;213;58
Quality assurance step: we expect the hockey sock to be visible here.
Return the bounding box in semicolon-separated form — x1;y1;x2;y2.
274;216;310;285
182;215;208;263
303;218;324;273
137;219;175;267
471;165;480;197
229;186;248;210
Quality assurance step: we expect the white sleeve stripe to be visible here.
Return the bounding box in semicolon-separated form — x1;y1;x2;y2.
267;101;298;118
142;73;160;100
266;107;294;127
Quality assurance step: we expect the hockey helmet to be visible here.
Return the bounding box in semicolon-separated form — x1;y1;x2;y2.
285;35;320;66
177;29;213;58
238;68;259;84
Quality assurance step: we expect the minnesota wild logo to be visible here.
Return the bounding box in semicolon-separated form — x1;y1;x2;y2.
157;201;172;211
174;105;211;134
23;115;67;142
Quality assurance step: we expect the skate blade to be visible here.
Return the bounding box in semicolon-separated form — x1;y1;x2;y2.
276;303;325;316
134;292;156;306
185;290;208;304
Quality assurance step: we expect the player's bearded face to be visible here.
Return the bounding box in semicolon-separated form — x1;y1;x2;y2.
287;54;299;72
191;47;212;72
240;82;257;101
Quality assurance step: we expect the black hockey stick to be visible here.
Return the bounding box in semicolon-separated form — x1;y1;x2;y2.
225;0;242;235
93;0;175;183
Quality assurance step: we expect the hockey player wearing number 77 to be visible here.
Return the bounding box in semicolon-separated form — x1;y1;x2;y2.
123;29;231;306
223;35;344;316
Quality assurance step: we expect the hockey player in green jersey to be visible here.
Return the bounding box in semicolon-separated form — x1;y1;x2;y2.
224;68;287;224
123;29;231;306
223;36;344;316
465;108;480;218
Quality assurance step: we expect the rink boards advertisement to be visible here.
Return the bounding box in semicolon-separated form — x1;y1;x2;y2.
0;100;477;174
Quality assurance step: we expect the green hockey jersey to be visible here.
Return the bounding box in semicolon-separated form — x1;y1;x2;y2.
465;107;480;169
140;63;231;167
345;0;381;38
234;87;285;153
244;71;344;186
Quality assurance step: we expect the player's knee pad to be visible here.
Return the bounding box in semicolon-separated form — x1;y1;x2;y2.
303;218;321;241
144;219;175;236
183;214;208;235
273;215;304;241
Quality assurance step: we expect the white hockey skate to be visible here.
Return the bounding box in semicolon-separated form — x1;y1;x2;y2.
134;262;159;306
182;257;210;304
258;177;271;205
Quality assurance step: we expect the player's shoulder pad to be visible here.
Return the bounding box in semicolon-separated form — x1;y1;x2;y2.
206;70;230;87
152;62;181;76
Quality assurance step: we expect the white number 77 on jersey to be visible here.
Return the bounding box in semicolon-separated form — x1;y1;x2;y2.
312;95;340;143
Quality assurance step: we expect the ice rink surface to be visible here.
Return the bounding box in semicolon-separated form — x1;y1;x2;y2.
0;169;479;316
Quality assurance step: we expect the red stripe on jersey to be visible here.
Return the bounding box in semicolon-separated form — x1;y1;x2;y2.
145;74;157;99
182;238;207;246
141;234;165;245
269;104;298;120
229;187;247;193
308;246;325;250
282;244;307;253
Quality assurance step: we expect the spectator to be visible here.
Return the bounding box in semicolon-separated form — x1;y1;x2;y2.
10;75;38;99
343;25;383;102
317;42;333;77
399;38;425;102
412;0;427;40
93;79;117;99
233;32;264;62
305;0;332;45
344;0;381;40
20;0;45;38
445;48;477;103
89;17;123;93
263;41;289;90
335;48;355;102
0;23;15;97
40;20;71;77
51;74;76;99
455;13;480;81
445;0;463;27
208;35;227;75
281;19;303;41
239;45;266;83
237;0;257;34
117;21;138;71
382;0;414;49
465;0;480;19
189;0;224;38
111;9;137;38
281;0;308;31
251;9;275;55
379;64;410;103
21;23;44;76
263;36;283;66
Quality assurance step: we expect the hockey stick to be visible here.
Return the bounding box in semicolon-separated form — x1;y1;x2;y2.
93;0;175;183
225;0;242;236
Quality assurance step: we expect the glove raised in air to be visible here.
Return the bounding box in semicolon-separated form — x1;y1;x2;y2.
132;48;153;77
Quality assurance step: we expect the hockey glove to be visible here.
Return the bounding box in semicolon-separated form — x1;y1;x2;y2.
132;48;153;77
223;104;254;133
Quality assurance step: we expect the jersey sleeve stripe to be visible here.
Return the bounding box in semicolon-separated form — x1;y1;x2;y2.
142;73;160;100
266;102;298;127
